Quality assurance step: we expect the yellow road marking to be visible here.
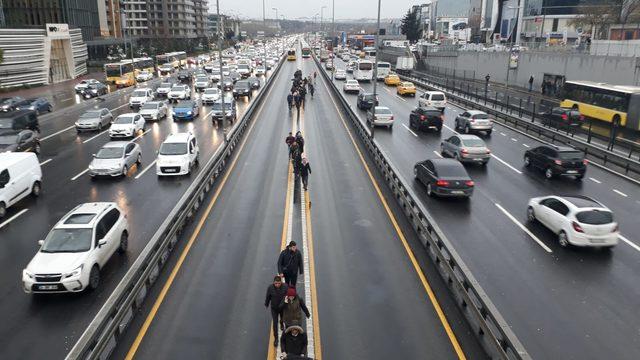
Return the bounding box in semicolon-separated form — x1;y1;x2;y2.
125;76;275;360
305;193;322;359
318;69;467;360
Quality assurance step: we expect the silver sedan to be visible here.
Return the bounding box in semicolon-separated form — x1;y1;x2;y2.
89;141;142;177
75;108;113;132
440;134;491;165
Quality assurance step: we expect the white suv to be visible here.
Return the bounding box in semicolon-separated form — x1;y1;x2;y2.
418;91;447;112
527;195;619;248
129;88;154;108
156;132;200;176
22;202;129;293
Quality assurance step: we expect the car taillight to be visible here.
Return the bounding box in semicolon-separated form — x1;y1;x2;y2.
436;180;449;186
390;116;394;120
465;180;475;187
613;223;619;232
486;149;491;154
572;221;584;233
461;148;469;154
579;115;585;121
439;115;444;121
420;115;426;120
583;159;588;165
554;159;563;165
561;114;568;121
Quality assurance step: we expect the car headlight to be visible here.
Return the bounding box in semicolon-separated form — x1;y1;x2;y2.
92;89;98;93
23;269;34;279
64;264;83;279
187;111;192;115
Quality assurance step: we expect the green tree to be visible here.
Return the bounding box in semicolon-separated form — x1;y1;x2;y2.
401;8;422;42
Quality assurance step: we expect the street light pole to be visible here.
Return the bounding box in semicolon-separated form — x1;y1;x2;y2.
321;6;326;34
216;0;227;131
371;0;382;139
332;0;335;43
263;0;267;77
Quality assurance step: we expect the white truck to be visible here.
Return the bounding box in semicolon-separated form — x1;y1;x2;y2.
395;56;415;75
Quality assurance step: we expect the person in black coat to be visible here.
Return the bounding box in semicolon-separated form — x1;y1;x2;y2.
278;241;303;287
265;275;289;347
280;320;308;357
295;131;304;153
300;156;311;191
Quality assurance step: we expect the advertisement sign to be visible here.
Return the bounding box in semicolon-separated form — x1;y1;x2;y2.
46;23;69;39
509;48;519;69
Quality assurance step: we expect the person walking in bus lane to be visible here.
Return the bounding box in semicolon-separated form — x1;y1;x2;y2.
279;287;310;327
300;156;311;191
528;75;534;92
278;241;303;287
265;275;289;347
280;320;308;357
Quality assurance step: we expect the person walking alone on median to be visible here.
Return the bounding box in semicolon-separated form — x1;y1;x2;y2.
280;320;308;357
300;155;311;191
278;241;303;287
528;75;534;92
265;275;289;347
279;287;310;327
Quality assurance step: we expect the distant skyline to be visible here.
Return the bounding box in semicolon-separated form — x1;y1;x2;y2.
210;0;469;20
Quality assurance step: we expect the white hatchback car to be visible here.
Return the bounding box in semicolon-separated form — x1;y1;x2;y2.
418;91;447;112
156;132;200;176
22;202;129;293
129;88;154;108
334;69;347;80
109;113;145;138
527;195;619;248
343;80;360;93
135;71;153;82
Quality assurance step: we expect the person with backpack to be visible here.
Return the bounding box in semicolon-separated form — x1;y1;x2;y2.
277;241;303;287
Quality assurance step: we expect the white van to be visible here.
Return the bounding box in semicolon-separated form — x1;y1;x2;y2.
0;152;42;217
418;91;447;112
156;132;200;176
376;62;391;80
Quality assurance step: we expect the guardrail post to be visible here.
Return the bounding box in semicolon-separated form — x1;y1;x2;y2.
587;118;593;143
467;83;470;97
494;92;498;109
506;96;510;113
531;104;536;123
519;98;522;117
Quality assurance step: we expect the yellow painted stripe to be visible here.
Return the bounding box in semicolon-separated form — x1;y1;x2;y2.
319;70;467;360
305;192;322;359
125;76;275;360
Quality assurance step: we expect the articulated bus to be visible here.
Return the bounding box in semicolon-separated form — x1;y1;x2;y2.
104;58;156;86
354;59;374;81
156;51;188;68
287;49;296;61
560;81;640;130
301;47;311;58
134;57;155;73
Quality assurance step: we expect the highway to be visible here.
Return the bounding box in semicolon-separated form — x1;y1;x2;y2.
325;56;640;360
111;49;487;359
0;69;267;359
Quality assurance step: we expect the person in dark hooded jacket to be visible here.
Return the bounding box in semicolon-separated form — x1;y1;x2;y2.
280;320;308;357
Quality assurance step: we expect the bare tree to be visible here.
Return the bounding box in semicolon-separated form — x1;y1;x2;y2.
569;0;624;39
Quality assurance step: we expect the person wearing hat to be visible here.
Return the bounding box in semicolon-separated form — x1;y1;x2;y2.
265;275;289;347
280;320;308;357
279;286;310;327
277;241;303;287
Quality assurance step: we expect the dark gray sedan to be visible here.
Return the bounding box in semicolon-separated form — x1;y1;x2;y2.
0;129;40;154
89;141;142;177
75;108;113;132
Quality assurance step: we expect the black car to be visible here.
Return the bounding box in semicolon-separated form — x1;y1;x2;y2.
0;97;26;112
211;98;237;121
221;79;234;91
414;158;474;198
81;83;108;98
247;76;261;89
0;129;40;153
541;107;584;128
177;70;191;83
524;145;587;180
356;91;379;110
17;97;53;114
409;106;443;132
233;80;252;99
0;110;39;132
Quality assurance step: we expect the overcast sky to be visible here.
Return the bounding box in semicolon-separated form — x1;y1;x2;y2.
210;0;468;20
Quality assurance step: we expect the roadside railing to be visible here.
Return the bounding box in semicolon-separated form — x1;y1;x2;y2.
314;55;531;360
65;55;287;360
399;72;640;181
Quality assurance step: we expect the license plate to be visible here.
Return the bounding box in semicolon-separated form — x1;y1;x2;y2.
164;169;177;173
38;285;58;290
590;238;604;243
451;190;464;194
566;170;577;174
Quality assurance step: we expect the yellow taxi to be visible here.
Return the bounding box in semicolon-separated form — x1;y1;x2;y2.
396;81;416;96
384;74;401;86
115;75;134;88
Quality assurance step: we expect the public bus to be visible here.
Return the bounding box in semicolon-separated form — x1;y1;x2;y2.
376;61;391;80
287;49;296;61
156;51;187;68
560;80;640;130
363;46;376;58
104;61;134;83
134;57;155;73
301;47;311;58
354;59;374;82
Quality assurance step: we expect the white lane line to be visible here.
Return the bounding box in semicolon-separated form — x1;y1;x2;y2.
82;130;108;144
0;208;29;230
384;87;393;94
433;150;443;158
495;203;553;253
135;160;157;179
40;125;75;141
396;95;407;102
71;168;89;181
589;177;602;184
402;123;418;137
61;97;73;102
522;144;530;148
490;154;523;174
613;189;628;197
511;138;518;142
39;159;53;166
110;103;129;112
133;128;152;141
442;124;459;134
500;132;507;136
619;235;640;253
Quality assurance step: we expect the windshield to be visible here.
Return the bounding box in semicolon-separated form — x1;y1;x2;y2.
159;83;172;88
196;77;209;82
114;116;134;124
358;63;373;70
133;90;148;97
175;102;193;109
472;113;489;119
95;147;124;159
0;133;18;145
576;210;613;225
461;138;486;147
141;103;158;110
558;151;584;160
375;108;392;115
236;82;249;89
160;142;187;155
41;228;93;253
81;111;102;118
431;94;445;101
212;102;232;110
438;164;469;177
170;85;185;91
204;89;219;95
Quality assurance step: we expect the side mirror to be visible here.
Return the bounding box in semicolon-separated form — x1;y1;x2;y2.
98;239;107;247
38;240;44;246
92;153;96;158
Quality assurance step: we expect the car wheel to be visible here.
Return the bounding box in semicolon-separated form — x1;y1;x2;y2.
413;167;418;177
88;265;100;291
31;181;41;197
136;154;142;166
526;206;536;222
47;105;53;112
426;183;434;197
454;153;461;161
409;119;415;128
524;156;531;167
0;202;6;218
435;126;442;133
118;231;128;254
97;123;103;131
34;143;41;155
440;144;446;157
545;167;554;179
464;125;471;134
122;165;128;177
558;231;570;248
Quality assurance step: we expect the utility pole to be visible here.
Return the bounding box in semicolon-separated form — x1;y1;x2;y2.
371;0;381;139
120;0;137;86
263;0;267;77
216;0;227;132
321;6;326;34
332;0;335;44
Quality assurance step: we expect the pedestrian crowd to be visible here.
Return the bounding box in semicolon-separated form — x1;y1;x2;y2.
287;69;318;111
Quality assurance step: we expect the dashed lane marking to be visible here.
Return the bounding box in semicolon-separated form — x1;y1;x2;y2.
0;208;29;230
135;160;157;179
82;129;108;144
71;168;89;181
613;189;628;197
619;235;640;253
40;125;75;141
402;123;418;137
39;159;52;166
433;150;443;158
495;203;553;253
490;154;523;174
589;177;601;184
522;144;530;148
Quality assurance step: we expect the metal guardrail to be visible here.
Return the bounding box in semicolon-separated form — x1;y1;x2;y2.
399;73;640;181
314;56;530;359
65;55;287;360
